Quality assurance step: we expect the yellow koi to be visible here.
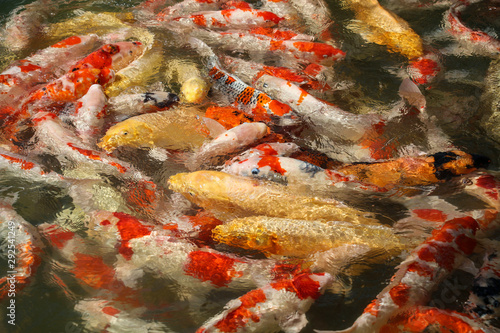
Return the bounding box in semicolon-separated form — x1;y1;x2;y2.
213;216;406;257
98;107;212;152
164;58;210;104
342;0;424;59
167;171;378;223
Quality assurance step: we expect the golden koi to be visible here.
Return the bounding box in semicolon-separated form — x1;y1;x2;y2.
164;58;210;104
213;216;405;257
98;107;213;152
167;170;378;223
341;0;424;59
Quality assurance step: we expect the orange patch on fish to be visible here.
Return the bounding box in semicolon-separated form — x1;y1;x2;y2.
51;36;82;48
389;283;411;307
412;209;447;222
114;212;154;260
0;154;35;170
213;289;266;332
191;14;207;26
257;155;287;175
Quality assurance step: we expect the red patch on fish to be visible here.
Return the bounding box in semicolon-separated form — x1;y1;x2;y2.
406;261;434;278
267;99;291;116
52;36;82;48
454;234;477;255
236;86;255;105
257;155;287;175
72;253;117;289
413;209;447;222
250;27;297;40
45;227;75;249
114;212;153;260
213;289;266;332
417;243;458;271
102;306;121;316
184;251;244;287
389;283;411;307
410;58;440;85
271;273;322;300
191;14;207;26
18;61;41;73
255;143;278;156
292;41;345;60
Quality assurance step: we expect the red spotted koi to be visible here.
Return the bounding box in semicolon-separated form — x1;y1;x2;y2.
170;8;284;29
153;0;230;22
196;272;333;333
320;216;480;333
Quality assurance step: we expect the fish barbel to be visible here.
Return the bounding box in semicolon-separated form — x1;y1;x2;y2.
341;0;424;59
167;170;378;223
98;107;213;152
213;216;404;257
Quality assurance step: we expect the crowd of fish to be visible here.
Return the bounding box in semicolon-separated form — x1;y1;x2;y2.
1;0;500;332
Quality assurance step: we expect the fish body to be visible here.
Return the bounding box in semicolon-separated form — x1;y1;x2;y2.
108;91;180;115
188;122;270;169
164;59;209;104
154;0;230;22
192;29;345;67
329;216;480;333
170;9;284;30
466;241;500;320
213;216;403;257
67;84;108;144
0;203;44;300
168;170;377;223
196;272;333;333
98;107;212;152
341;0;424;59
380;306;499;333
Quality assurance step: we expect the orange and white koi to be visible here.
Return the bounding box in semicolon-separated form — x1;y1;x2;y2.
322;216;480;333
259;0;308;33
379;306;498;333
213;216;404;257
31;112;139;177
463;172;500;213
247;26;315;41
465;240;500;321
170;8;284;30
108;91;179;116
0;202;44;300
168;170;378;223
196;272;333;333
407;51;442;85
444;1;500;57
253;74;383;148
220;54;331;92
191;29;345;67
189;37;294;123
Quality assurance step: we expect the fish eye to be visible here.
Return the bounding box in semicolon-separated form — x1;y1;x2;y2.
251;168;260;175
462;178;473;186
263;83;268;88
122;131;128;136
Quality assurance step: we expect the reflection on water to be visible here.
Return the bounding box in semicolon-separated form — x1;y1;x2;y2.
0;0;500;332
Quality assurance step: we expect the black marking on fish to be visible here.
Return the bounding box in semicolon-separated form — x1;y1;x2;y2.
299;161;323;178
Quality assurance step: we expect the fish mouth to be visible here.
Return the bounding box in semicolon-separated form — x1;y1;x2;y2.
97;136;117;152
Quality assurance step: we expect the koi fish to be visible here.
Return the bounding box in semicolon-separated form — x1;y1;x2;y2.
169;9;284;30
213;216;404;257
65;84;108;144
465;240;500;320
247;26;315;41
480;58;500;144
191;29;345;67
168;170;378;223
259;0;308;33
341;0;424;59
98;107;216;152
379;306;498;333
0;202;44;300
444;1;500;57
320;216;480;333
220;54;332;92
2;0;52;51
407;52;442;85
186;122;270;170
153;0;230;22
108;91;180;116
189;37;294;123
164;59;210;104
31;112;141;178
196;272;333;333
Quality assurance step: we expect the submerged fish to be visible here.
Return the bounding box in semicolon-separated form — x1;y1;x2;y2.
168;170;378;223
197;272;333;333
108;91;180;115
213;216;404;257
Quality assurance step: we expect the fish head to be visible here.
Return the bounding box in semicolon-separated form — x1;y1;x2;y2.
212;222;281;255
168;171;235;205
98;119;153;152
180;77;209;104
107;41;145;72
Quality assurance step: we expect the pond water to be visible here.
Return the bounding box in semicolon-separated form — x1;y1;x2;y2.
0;0;499;332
